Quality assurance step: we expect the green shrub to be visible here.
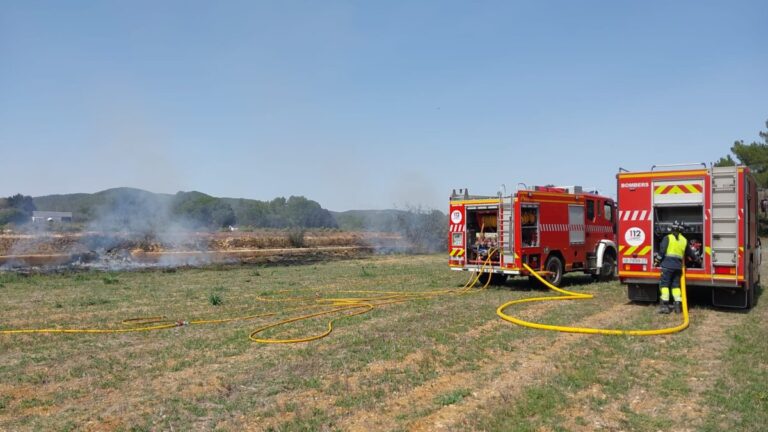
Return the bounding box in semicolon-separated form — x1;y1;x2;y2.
209;293;223;306
435;388;471;406
288;228;306;248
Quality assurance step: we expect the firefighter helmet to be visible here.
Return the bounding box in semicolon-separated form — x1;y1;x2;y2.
671;220;683;232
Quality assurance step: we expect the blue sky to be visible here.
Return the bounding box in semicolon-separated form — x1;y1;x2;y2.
1;1;766;211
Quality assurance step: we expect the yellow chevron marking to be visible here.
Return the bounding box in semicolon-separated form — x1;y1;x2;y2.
619;245;625;252
670;185;686;194
705;246;711;256
638;246;651;255
655;183;701;195
623;246;639;255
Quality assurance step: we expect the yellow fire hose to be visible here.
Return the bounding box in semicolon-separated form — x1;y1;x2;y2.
0;312;280;335
496;264;689;335
2;251;685;341
0;252;499;342
248;251;498;343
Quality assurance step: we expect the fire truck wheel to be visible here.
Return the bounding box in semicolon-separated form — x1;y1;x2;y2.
544;255;564;287
598;254;616;281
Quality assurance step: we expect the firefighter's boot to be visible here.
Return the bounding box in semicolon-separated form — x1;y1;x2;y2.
673;301;682;314
657;301;671;314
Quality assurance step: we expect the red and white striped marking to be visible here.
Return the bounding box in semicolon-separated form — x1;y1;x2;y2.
586;225;613;233
540;224;567;232
540;224;590;232
450;224;464;232
619;210;652;221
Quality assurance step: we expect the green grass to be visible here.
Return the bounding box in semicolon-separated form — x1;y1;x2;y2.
435;388;471;406
701;312;768;432
466;288;763;432
102;273;120;285
0;254;765;431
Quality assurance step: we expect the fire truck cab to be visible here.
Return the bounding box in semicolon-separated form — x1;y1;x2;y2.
449;186;618;286
617;164;761;308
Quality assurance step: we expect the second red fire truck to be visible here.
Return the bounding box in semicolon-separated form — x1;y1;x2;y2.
449;186;618;285
617;164;761;308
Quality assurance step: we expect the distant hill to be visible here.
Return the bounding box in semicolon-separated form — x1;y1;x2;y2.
31;188;337;230
22;189;448;251
34;188;173;224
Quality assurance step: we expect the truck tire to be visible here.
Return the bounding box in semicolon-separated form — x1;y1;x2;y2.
598;253;616;282
544;255;564;287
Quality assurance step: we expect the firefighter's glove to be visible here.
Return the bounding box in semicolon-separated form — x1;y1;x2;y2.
653;254;661;267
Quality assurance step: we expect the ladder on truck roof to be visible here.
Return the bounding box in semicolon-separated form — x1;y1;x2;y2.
710;166;740;269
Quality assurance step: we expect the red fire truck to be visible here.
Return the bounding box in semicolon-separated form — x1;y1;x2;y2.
448;186;618;285
617;164;761;308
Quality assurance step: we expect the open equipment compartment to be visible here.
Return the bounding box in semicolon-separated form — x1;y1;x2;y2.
652;206;704;269
465;205;501;265
651;178;705;269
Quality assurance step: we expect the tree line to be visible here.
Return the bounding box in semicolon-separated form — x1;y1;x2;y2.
1;188;339;230
0;194;37;226
715;119;768;188
715;119;768;234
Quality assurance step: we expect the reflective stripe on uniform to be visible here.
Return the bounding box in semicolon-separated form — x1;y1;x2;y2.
671;287;682;302
660;287;670;302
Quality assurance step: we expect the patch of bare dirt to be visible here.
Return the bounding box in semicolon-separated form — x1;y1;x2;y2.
401;302;647;432
558;307;744;432
239;291;582;431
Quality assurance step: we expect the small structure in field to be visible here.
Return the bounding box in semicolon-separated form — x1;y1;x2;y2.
31;211;73;223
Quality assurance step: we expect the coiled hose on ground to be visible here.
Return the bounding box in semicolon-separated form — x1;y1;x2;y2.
496;264;688;336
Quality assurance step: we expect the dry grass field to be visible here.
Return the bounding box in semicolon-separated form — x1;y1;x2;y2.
1;252;766;431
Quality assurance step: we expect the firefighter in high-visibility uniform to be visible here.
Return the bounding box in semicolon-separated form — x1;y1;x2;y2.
654;221;698;314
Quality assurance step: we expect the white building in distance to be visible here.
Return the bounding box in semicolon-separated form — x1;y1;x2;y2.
31;211;73;223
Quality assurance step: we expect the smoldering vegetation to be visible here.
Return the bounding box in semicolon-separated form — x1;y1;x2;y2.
0;188;446;272
333;208;448;253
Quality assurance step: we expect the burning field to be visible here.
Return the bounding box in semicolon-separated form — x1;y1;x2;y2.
0;230;408;271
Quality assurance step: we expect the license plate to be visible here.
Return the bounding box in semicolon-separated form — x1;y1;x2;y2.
622;257;648;264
